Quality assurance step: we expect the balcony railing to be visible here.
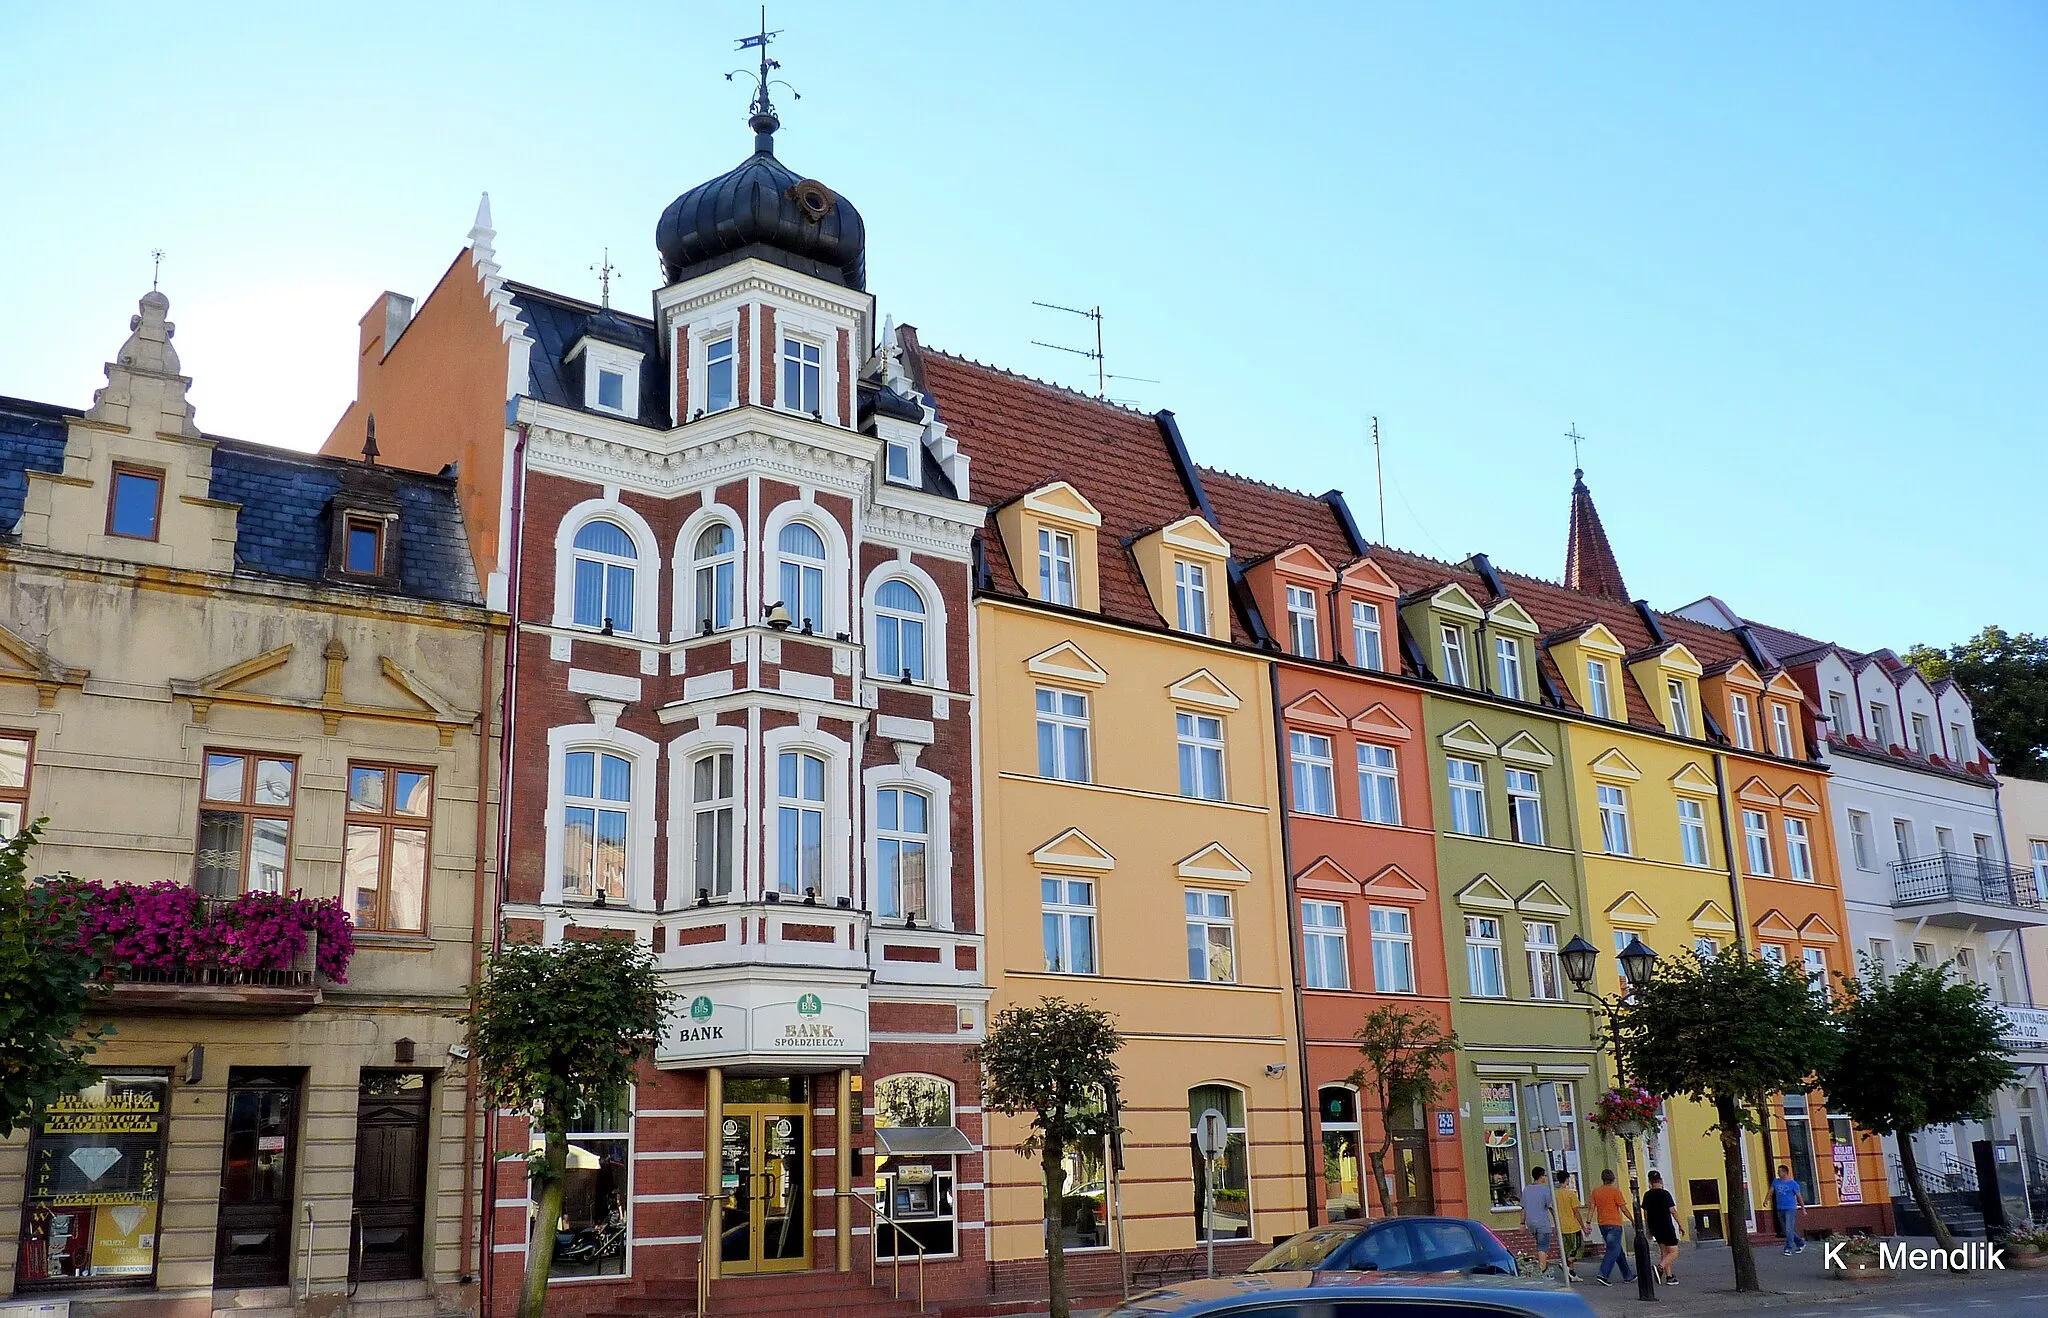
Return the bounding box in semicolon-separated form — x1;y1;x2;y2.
1892;852;2042;911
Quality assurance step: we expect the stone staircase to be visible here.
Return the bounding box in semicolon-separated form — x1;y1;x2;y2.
598;1269;929;1318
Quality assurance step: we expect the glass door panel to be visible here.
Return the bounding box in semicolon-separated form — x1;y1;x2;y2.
720;1106;808;1273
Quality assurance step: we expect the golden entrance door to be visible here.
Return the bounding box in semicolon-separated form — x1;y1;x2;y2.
718;1104;810;1273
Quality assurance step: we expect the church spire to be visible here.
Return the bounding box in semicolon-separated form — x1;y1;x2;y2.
1563;464;1629;600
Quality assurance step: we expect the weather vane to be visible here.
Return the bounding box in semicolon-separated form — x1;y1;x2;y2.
591;248;618;309
150;248;164;292
728;7;798;123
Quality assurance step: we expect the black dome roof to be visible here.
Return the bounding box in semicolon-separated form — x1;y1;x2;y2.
656;111;866;290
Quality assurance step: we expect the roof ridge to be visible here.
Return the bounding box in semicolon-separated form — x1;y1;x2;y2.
503;279;658;328
1199;465;1325;502
923;348;1155;418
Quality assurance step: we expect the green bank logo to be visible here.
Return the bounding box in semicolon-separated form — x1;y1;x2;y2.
797;993;823;1017
690;996;713;1021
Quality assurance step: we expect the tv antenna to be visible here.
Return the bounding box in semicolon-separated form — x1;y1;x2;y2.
1372;415;1386;543
1031;301;1157;401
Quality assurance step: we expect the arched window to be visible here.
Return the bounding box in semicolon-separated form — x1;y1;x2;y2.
563;750;631;901
874;580;928;682
777;522;827;630
692;524;737;632
572;520;637;633
875;1075;954;1129
876;787;929;920
1189;1084;1250;1240
689;751;735;898
775;750;826;894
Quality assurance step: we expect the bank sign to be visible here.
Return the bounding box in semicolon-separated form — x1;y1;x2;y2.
658;981;868;1063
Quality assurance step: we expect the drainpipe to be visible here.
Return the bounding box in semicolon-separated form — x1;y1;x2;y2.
1268;660;1321;1225
458;624;497;1289
1712;749;1775;1218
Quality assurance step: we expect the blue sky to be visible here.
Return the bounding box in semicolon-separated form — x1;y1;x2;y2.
2;2;2041;647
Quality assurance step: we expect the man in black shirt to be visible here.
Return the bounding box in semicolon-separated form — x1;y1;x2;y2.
1641;1170;1685;1283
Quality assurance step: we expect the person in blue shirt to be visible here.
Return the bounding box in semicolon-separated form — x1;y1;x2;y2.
1770;1165;1806;1254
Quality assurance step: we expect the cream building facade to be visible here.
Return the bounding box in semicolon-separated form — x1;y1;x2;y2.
0;293;503;1318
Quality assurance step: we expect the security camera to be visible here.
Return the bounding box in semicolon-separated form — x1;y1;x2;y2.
1265;1063;1287;1077
446;1042;472;1061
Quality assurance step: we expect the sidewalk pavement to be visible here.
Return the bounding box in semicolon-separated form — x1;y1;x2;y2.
1571;1233;2048;1314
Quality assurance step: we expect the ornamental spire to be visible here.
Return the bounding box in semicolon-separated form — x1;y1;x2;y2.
730;7;797;155
1563;449;1629;601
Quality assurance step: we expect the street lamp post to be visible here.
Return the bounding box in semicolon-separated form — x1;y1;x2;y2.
1562;933;1659;1303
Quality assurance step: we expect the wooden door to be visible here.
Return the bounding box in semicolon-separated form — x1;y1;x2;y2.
215;1070;302;1288
1391;1128;1435;1216
351;1072;430;1284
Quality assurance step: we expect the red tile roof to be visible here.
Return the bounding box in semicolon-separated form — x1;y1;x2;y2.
1564;469;1629;600
1196;467;1358;568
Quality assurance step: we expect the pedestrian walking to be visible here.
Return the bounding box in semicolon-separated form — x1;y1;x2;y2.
1590;1167;1634;1287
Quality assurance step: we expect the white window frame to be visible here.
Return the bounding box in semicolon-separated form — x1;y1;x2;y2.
1894;818;1914;863
1935;825;1957;856
579;340;644;420
1910;712;1931;754
2032;840;2048;889
1448;757;1488;837
774;748;828;897
1827;691;1850;737
1666;679;1691;737
1439;625;1468;687
542;723;659;910
885;433;919;486
1867;937;1892;973
1678;797;1710;867
1949;721;1970;762
780;333;824;416
1351;600;1383;671
862;563;949;689
700;327;738;416
1037;687;1092;783
874;785;932;922
1039;527;1077;606
776;521;829;632
1287;586;1319;659
1302;900;1350;990
763;726;851;905
1803;946;1829;997
872;578;930;683
1370;906;1416;994
1505;768;1543;845
1846;810;1876;871
685;518;739;635
1743;808;1774;876
1732;694;1755;749
1290;731;1336;816
1186;889;1237;984
1597;784;1633;856
1586;659;1612;719
686;749;737;901
760;503;850;636
864;762;953;928
1785;816;1816;881
554;500;659;640
1356;742;1400;825
1466;915;1506;998
1496;636;1523;700
1042;877;1098;974
1525;920;1563;1001
1178;711;1227;802
1772;703;1795;758
1175;559;1210;636
1869;701;1894;747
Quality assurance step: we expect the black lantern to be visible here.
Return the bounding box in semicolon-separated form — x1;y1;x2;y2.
1560;934;1600;991
1619;935;1658;991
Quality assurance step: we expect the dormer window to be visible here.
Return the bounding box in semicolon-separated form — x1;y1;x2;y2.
576;339;643;420
886;436;917;484
1949;721;1970;761
345;517;385;575
706;335;736;412
1869;702;1894;746
1287;587;1319;658
596;369;625;411
1772;703;1795;758
1910;713;1930;754
1352;601;1383;671
782;337;822;415
1175;560;1209;636
107;464;163;541
1666;680;1691;737
1586;660;1612;719
1495;637;1522;700
1827;691;1850;736
1039;528;1077;607
1732;694;1755;749
1439;625;1467;687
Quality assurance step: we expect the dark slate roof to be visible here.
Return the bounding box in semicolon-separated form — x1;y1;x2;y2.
506;283;672;427
208;441;482;605
0;396;75;538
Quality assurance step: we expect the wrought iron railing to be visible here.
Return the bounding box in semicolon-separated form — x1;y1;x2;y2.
1892;853;2042;910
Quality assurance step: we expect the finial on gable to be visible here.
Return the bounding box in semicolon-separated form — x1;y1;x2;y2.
362;413;380;466
90;290;200;436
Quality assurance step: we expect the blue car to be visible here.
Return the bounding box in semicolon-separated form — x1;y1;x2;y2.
1105;1272;1595;1318
1246;1217;1520;1276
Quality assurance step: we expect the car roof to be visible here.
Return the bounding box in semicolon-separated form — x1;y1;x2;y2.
1110;1270;1582;1315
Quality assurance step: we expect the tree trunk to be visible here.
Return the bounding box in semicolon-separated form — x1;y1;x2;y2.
1896;1132;1957;1252
1365;1139;1397;1218
1043;1132;1070;1318
518;1131;567;1318
1715;1092;1760;1292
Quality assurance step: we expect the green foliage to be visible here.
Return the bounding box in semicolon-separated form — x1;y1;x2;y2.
975;997;1122;1318
1347;1004;1457;1217
1906;627;2048;779
1621;943;1839;1120
1819;959;2016;1141
467;936;672;1137
0;821;105;1137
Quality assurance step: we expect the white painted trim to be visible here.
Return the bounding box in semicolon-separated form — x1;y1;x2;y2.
863;760;955;928
552;496;662;641
761;498;852;636
543;721;661;909
672;500;745;640
666;722;748;908
762;722;853;903
861;558;949;687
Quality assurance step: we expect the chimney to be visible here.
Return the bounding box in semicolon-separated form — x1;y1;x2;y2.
359;291;415;362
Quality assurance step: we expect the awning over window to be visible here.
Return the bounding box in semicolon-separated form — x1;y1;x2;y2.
873;1126;976;1156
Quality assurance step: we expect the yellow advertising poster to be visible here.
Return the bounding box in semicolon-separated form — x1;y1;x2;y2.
89;1202;158;1276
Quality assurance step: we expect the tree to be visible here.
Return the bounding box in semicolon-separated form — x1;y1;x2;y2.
974;996;1123;1318
1346;1004;1458;1217
1621;944;1839;1293
1819;959;2015;1252
468;936;671;1318
1906;627;2048;780
0;821;105;1137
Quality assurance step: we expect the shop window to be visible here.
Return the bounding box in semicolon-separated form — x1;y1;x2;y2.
1051;1088;1110;1251
344;763;432;933
536;1087;631;1279
1318;1086;1364;1220
1480;1080;1524;1210
1189;1084;1250;1240
874;1076;963;1259
15;1071;171;1289
196;751;297;896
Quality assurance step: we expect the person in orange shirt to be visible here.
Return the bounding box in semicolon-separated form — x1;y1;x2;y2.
1590;1167;1634;1286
